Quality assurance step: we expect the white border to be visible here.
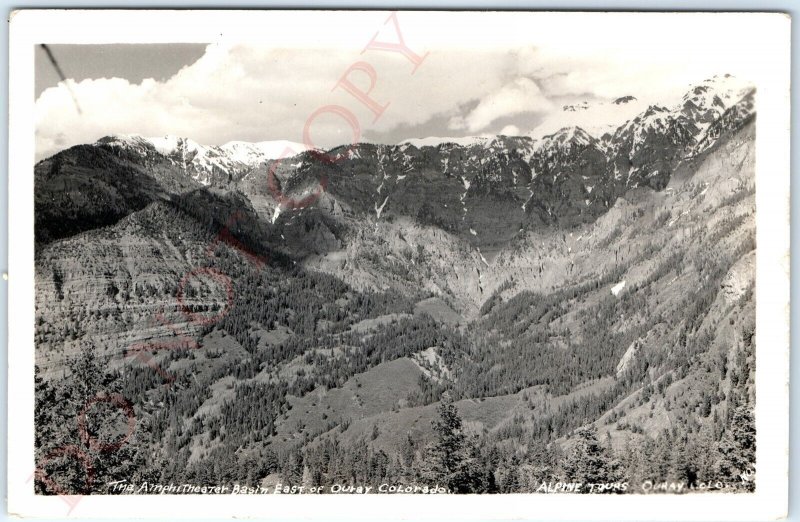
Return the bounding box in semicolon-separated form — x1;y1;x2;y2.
7;10;791;520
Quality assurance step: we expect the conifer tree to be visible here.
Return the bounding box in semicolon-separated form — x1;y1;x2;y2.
35;344;141;494
715;405;756;491
422;392;485;493
561;425;622;490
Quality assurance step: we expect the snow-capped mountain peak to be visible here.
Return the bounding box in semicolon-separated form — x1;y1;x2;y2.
613;95;637;105
612;104;699;149
147;134;205;157
531;97;647;140
96;133;156;151
681;75;754;132
537;126;598;152
95;134;311;186
694;87;756;154
220;140;311;162
684;75;753;108
615;105;672;136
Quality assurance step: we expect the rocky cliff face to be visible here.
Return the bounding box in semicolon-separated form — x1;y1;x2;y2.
528;127;611;225
35;202;218;374
607;105;700;190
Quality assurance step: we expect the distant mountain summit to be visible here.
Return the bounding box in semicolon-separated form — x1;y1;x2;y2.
694;87;755;155
97;134;310;186
534;95;647;140
613;95;637;105
680;74;754;132
399;136;492;148
562;101;590;112
607;105;700;189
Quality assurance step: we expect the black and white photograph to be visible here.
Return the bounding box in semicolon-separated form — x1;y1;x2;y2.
6;9;791;520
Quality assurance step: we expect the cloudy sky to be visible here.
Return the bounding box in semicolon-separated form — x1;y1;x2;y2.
34;12;770;160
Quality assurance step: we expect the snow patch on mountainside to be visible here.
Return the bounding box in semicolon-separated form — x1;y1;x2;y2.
271;206;282;224
375;196;389;220
616;341;638;377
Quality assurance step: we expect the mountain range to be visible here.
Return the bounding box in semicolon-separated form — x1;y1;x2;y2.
33;74;757;493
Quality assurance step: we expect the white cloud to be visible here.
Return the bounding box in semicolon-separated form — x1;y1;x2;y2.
34;13;767;160
448;78;553;133
499;124;520;136
35;44;517;159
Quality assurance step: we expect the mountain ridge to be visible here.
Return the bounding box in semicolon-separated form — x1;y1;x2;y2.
35;78;755;261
